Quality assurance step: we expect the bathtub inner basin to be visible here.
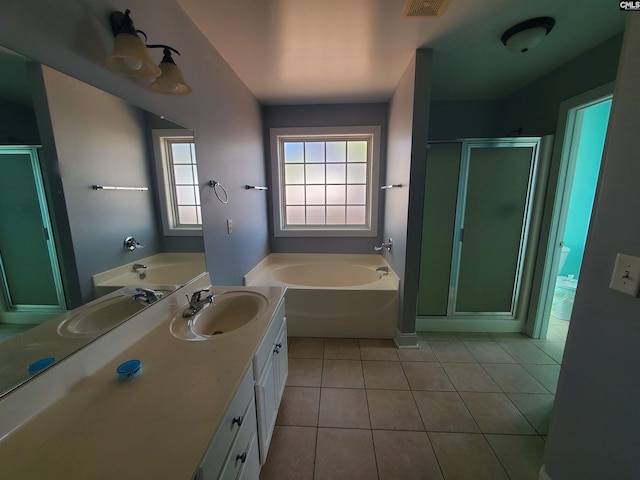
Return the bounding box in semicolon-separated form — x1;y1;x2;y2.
272;263;381;287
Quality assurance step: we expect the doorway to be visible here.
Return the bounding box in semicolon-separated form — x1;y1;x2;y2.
531;85;613;340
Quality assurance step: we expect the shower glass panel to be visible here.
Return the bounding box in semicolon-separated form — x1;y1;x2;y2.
453;143;536;315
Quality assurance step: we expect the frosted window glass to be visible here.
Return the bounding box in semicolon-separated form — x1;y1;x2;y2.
326;185;345;204
286;206;305;224
285;164;305;184
306;185;325;205
174;165;194;184
326;164;345;183
285;185;305;205
347;164;367;183
305;142;325;163
347;185;366;205
176;185;196;204
307;206;325;224
178;205;199;224
347;141;367;162
172;143;193;164
326;142;346;162
346;206;366;225
284;142;304;163
326;206;346;224
305;164;325;184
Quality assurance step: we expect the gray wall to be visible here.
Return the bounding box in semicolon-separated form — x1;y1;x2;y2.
262;103;388;253
33;66;162;304
0;99;40;145
0;0;269;288
543;15;640;479
383;49;433;337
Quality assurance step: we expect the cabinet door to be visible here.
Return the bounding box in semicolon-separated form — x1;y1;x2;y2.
273;319;288;402
255;353;278;465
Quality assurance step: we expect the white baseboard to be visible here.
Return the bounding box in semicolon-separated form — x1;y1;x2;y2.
394;330;418;348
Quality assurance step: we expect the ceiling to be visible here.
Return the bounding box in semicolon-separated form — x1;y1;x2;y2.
177;0;626;104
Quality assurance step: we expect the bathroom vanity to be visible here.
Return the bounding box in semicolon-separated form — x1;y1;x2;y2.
0;273;287;479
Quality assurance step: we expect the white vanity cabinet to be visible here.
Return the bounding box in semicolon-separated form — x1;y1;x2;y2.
253;299;288;465
196;364;259;480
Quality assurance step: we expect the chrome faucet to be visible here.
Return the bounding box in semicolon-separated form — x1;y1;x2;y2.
135;287;163;304
374;238;393;253
183;289;213;318
376;266;389;273
133;263;147;279
133;263;147;270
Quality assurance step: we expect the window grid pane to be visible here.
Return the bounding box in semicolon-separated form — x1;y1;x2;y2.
167;139;201;227
281;137;370;227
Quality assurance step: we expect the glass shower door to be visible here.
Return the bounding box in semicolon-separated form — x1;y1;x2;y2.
450;140;538;316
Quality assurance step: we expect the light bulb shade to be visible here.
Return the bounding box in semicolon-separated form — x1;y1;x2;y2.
106;33;162;77
151;61;192;95
501;17;555;54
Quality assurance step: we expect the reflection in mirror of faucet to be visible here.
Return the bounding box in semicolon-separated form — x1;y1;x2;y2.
134;288;163;304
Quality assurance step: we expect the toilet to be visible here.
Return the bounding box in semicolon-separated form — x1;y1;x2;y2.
551;246;577;320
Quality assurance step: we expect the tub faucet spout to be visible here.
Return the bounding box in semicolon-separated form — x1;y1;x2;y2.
376;266;389;273
374;238;393;253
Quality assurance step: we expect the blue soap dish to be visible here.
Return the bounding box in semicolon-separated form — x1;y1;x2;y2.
116;359;142;381
28;357;55;373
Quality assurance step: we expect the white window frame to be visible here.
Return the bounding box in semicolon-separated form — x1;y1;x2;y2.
270;126;381;237
152;129;202;236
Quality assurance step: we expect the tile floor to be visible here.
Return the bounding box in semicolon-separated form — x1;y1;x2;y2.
260;321;568;480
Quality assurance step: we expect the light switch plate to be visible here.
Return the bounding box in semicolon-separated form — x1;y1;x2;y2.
609;253;640;297
227;219;233;234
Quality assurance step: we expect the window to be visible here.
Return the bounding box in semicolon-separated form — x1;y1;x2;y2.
152;129;202;235
270;126;380;237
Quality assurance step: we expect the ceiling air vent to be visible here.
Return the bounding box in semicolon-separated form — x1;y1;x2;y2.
403;0;452;17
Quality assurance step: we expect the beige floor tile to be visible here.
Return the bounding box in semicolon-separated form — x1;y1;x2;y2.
507;393;555;435
430;432;508;480
455;332;494;342
315;428;377;480
322;359;364;388
420;332;461;342
324;338;361;360
430;341;476;362
402;362;455;391
367;389;424;431
288;337;325;358
373;430;444;480
482;363;548;393
318;388;370;428
286;358;323;387
441;363;501;392
531;341;565;363
522;364;561;394
413;391;480;433
276;386;320;427
460;392;536;434
259;426;316;480
497;341;557;364
464;341;516;363
396;342;438;362
486;434;546;480
490;332;530;342
359;338;399;361
363;360;409;389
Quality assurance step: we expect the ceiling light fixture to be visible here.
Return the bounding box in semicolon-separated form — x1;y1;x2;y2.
501;17;555;54
106;9;191;95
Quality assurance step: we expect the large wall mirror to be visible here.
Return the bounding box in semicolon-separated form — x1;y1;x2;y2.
0;46;204;398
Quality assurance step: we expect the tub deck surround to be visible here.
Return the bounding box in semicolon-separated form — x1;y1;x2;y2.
245;253;399;339
92;252;206;297
0;274;286;479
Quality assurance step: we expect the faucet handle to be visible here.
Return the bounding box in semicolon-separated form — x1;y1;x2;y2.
190;289;210;304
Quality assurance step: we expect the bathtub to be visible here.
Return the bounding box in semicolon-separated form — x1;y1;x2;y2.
92;253;206;297
244;254;399;338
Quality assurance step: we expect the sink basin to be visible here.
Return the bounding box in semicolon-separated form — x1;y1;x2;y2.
170;291;268;341
57;295;148;337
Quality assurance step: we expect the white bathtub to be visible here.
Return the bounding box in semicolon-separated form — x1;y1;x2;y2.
244;254;399;338
92;253;206;297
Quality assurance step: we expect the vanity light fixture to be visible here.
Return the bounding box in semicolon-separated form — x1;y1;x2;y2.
106;9;192;95
501;17;555;53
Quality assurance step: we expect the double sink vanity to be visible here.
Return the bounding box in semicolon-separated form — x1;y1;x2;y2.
0;271;288;479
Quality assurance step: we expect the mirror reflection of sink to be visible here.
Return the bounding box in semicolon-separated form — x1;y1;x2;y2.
170;291;268;341
57;295;148;338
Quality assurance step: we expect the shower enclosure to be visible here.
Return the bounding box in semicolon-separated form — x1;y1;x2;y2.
417;137;544;329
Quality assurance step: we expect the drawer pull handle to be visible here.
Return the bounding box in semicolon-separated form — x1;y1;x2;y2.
273;347;280;354
237;452;247;463
232;416;244;426
275;343;282;348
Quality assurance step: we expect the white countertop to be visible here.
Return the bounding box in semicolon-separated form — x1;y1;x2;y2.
0;279;286;479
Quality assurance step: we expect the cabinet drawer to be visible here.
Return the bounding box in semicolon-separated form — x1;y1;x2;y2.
199;364;255;479
253;299;285;378
219;397;258;480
